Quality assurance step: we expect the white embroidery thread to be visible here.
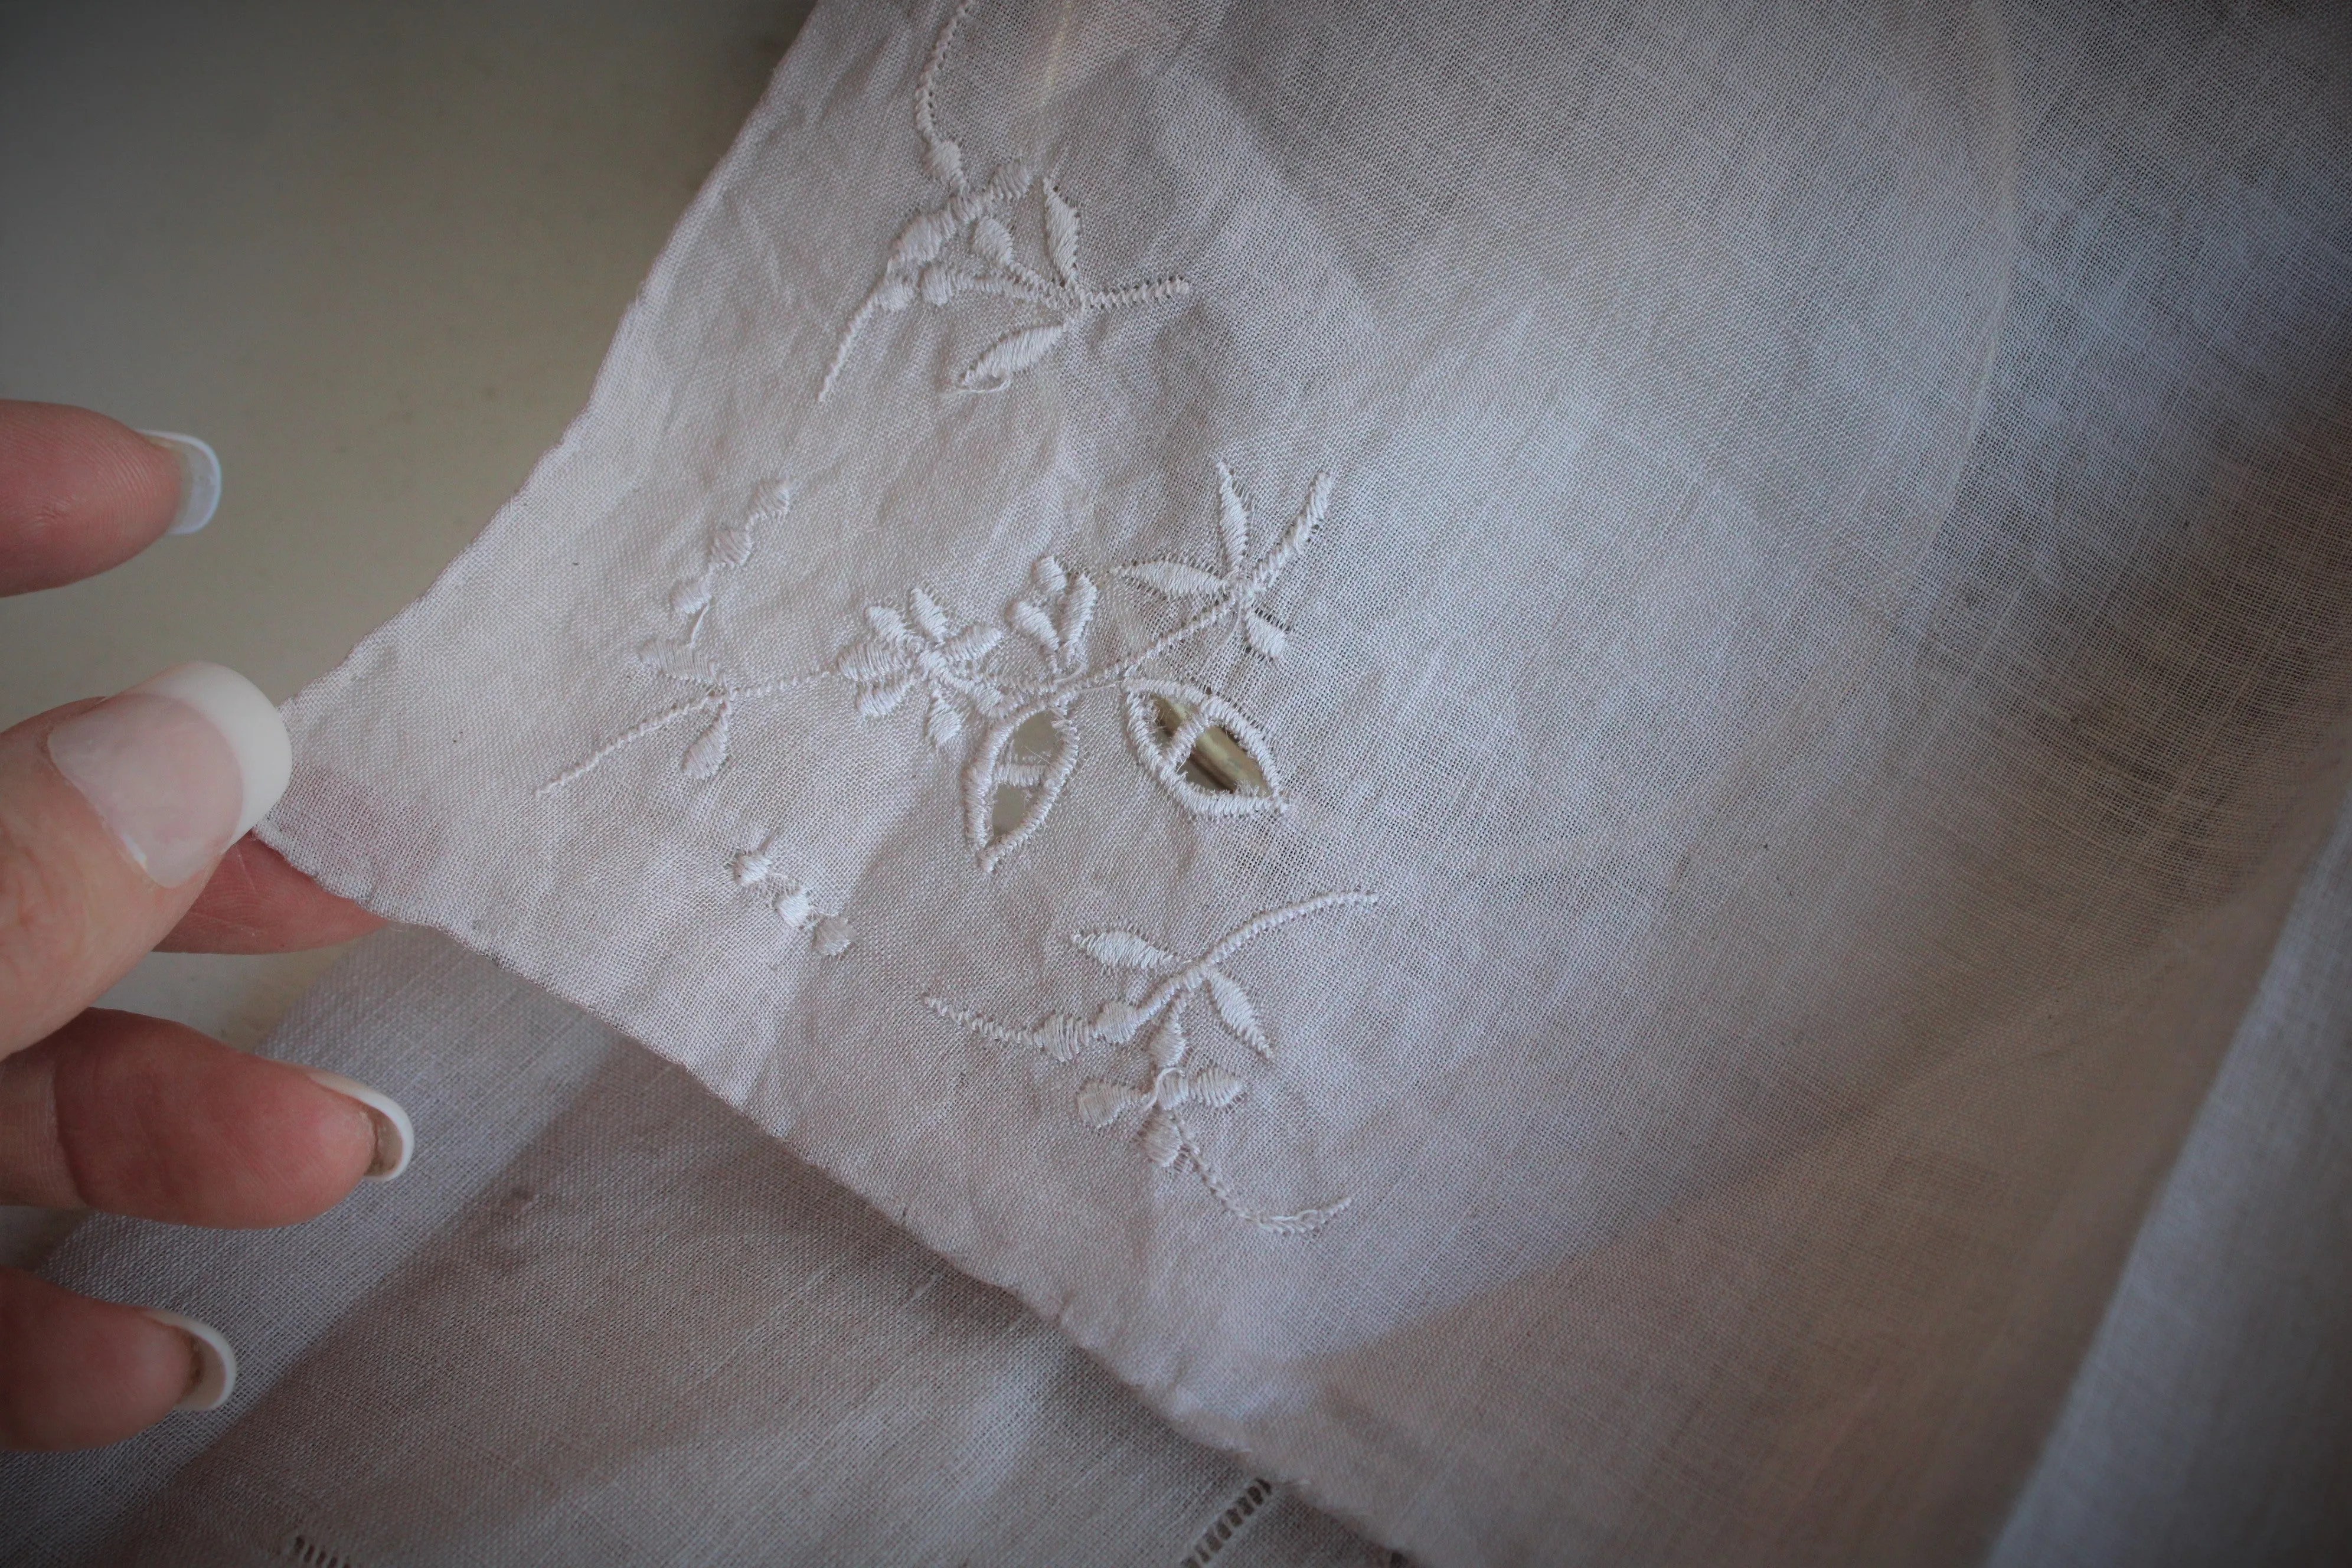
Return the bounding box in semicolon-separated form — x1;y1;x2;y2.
544;463;1336;876
842;463;1332;870
818;0;1192;402
732;837;855;956
539;483;828;798
539;482;827;796
925;890;1372;1234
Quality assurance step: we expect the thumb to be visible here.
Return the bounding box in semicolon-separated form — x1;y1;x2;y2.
0;664;290;1057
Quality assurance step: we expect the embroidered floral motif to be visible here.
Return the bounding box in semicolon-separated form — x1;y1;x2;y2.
543;463;1337;877
733;837;854;956
818;0;1192;402
843;462;1333;870
837;587;1011;747
925;890;1373;1234
537;484;828;798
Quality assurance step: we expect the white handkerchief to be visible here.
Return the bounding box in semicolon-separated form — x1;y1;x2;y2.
264;1;2352;1560
6;930;1386;1568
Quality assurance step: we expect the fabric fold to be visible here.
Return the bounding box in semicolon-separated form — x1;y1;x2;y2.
256;1;2352;1560
2;930;1386;1568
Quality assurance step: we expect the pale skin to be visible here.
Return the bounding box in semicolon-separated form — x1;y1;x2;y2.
0;398;386;1449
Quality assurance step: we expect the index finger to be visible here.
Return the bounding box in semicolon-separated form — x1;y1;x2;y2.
0;400;207;596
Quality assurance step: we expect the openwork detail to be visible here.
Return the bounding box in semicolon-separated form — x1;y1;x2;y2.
925;891;1373;1234
732;837;854;956
1178;1479;1279;1568
847;463;1333;870
818;0;1192;401
542;463;1337;877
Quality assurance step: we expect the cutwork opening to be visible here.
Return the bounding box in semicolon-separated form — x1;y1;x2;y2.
989;710;1066;838
1150;693;1270;798
1178;1477;1277;1567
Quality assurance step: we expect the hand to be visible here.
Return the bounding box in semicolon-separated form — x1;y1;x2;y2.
0;400;397;1450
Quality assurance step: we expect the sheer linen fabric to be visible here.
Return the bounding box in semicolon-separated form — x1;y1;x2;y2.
246;1;2352;1562
3;838;2350;1564
1987;777;2352;1568
0;929;1387;1567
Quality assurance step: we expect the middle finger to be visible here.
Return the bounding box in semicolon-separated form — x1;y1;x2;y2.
0;1008;400;1225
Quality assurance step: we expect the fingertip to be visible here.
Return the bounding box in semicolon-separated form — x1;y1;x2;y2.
1;684;270;1054
32;1012;384;1226
234;1057;387;1217
0;401;187;594
138;1309;237;1411
43;669;259;891
0;1270;199;1449
127;662;290;840
300;1070;413;1181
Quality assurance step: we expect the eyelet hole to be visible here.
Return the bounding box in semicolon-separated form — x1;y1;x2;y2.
989;710;1064;837
1151;694;1269;796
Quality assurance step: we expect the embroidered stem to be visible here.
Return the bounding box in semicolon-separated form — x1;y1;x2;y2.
539;695;721;795
963;260;1188;318
913;0;976;180
1117;891;1377;1048
923;995;1034;1050
537;673;828;795
924;891;1373;1233
819;294;888;404
1205;890;1376;968
1177;1123;1351;1236
1076;277;1194;311
819;0;1190;401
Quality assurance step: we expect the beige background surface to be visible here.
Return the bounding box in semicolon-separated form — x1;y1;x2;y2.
0;0;812;1260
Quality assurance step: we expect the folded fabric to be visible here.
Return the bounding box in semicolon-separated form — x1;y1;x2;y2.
1990;779;2352;1567
1;929;1386;1567
12;832;2352;1565
258;1;2352;1560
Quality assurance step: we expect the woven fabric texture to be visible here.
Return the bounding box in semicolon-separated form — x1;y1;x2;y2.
251;1;2352;1561
1;928;1387;1568
1989;780;2352;1566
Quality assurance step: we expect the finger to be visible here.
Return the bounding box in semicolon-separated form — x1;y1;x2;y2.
0;1269;233;1450
0;665;290;1057
0;1008;406;1223
163;837;384;955
0;401;212;596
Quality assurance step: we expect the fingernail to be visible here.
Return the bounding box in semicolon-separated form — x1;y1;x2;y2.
47;662;293;888
136;432;223;535
302;1069;414;1180
140;1309;237;1412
